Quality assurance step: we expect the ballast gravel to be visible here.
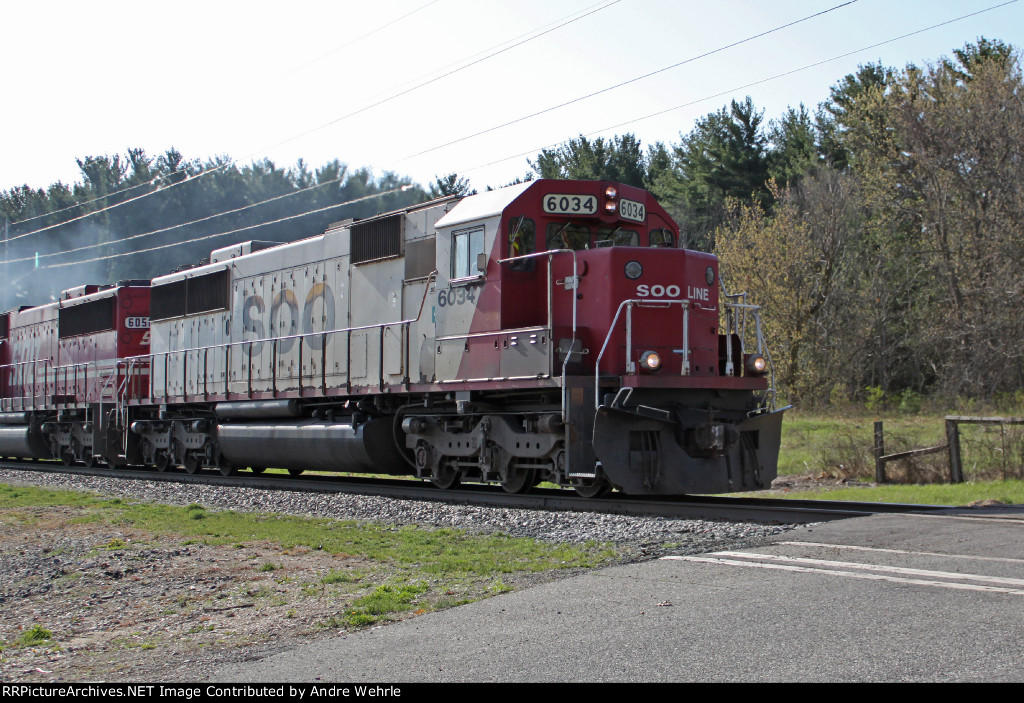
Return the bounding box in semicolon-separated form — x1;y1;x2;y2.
0;469;797;551
0;468;803;682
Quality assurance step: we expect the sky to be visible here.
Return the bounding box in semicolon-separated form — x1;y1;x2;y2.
2;0;1023;197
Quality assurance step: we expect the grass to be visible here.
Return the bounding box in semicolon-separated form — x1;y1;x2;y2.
779;411;948;477
775;479;1024;505
333;581;431;628
18;625;54;646
0;488;613;575
773;405;1024;505
0;482;618;631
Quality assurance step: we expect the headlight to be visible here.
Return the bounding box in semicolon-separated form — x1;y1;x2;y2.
604;200;617;214
604;186;617;199
624;260;643;280
640;351;661;371
745;354;767;375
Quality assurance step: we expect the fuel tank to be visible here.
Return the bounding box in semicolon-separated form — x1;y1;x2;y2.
216;418;409;474
0;425;49;459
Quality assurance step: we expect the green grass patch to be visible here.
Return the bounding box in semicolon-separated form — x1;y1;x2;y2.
1;481;619;631
773;479;1024;506
779;411;947;477
330;581;431;628
17;625;54;647
320;568;363;584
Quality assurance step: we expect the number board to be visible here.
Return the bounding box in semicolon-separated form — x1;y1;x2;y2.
619;198;646;223
124;316;150;329
543;194;598;216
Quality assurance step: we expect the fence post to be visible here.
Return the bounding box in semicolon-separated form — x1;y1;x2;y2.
874;420;886;483
946;418;964;483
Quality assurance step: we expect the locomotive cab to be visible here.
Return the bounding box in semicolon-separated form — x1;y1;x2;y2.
407;179;785;495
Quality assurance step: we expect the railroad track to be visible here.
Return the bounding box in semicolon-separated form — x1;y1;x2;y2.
0;460;951;524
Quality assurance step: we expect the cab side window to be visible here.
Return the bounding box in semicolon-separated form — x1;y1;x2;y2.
452;226;485;279
508;216;535;271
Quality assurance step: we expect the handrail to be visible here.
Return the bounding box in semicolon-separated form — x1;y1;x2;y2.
720;300;776;410
497;248;578;420
0;357;151;413
143;271;439;400
594;299;690;409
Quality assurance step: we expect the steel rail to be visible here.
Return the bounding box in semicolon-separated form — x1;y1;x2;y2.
0;460;954;525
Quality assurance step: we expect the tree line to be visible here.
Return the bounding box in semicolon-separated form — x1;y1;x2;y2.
0;153;445;306
532;39;1024;406
3;38;1020;405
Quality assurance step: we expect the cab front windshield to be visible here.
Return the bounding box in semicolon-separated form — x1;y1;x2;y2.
545;223;638;250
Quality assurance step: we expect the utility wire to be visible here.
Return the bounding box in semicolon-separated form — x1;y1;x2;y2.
2;0;620;240
3;2;444;229
4;0;839;264
399;0;858;162
8;180;154;226
10;0;1016;271
40;185;417;270
238;0;623;164
460;0;1022;175
3;173;353;265
353;0;619;106
276;0;441;79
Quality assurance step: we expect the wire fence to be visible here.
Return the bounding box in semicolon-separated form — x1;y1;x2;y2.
869;416;1024;484
946;416;1024;483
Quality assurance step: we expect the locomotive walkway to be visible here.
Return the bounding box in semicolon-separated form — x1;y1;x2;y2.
212;504;1024;683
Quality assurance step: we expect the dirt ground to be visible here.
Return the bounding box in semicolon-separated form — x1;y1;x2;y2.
1;474;842;683
1;504;567;683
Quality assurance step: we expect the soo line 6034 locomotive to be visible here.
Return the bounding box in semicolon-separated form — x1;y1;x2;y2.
0;179;785;496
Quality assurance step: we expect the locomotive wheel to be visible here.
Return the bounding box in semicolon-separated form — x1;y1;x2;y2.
288;468;305;477
430;463;461;490
83;454;101;469
249;466;266;475
573;475;612;498
573;465;612;498
218;463;236;477
183;454;202;474
501;468;538;494
154;452;172;472
103;455;126;469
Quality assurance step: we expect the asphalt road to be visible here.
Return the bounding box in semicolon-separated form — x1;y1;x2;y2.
212;504;1024;683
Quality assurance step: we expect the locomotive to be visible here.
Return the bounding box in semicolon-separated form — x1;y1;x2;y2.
0;179;785;496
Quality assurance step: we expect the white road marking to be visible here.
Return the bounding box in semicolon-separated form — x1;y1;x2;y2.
779;541;1024;565
710;551;1024;587
902;513;1024;525
662;556;1024;596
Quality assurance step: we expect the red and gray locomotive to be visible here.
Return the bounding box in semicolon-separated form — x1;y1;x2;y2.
0;179;785;496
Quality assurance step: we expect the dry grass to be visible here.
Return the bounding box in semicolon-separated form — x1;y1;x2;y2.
808;417;1024;485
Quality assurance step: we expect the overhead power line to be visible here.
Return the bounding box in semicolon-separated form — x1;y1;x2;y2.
241;0;623;163
2;0;620;240
277;0;442;79
3;0;845;267
40;185;417;270
8;0;1017;274
400;0;859;162
9;180;154;226
3;173;354;266
459;0;1022;176
2;2;444;229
